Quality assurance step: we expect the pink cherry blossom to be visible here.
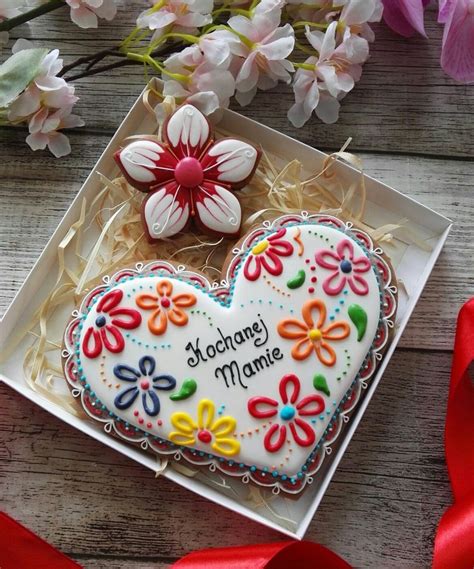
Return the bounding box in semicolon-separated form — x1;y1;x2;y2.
161;42;236;115
288;22;369;126
337;0;383;42
438;0;474;83
12;39;65;91
26;106;85;158
137;0;212;40
213;7;295;106
6;40;84;156
382;0;430;37
0;0;21;20
65;0;117;29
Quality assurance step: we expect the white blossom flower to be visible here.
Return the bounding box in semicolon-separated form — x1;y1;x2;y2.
137;0;212;40
337;0;383;41
0;0;22;20
26;106;84;158
213;8;295;106
288;21;369;126
6;40;84;157
160;42;235;115
13;39;65;90
65;0;117;29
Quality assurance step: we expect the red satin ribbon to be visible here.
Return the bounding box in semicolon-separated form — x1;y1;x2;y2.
433;298;474;568
172;541;351;568
0;512;82;569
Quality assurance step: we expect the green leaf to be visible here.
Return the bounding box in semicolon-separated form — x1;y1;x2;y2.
348;304;368;342
286;269;306;289
0;48;48;108
170;378;197;401
313;374;330;397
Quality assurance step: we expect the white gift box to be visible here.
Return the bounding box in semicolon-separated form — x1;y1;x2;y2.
0;81;451;538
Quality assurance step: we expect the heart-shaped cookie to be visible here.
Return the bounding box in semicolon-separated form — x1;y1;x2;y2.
63;213;396;494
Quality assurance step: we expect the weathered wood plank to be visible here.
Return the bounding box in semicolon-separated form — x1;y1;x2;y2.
0;349;451;568
2;2;472;157
73;560;169;569
0;132;469;350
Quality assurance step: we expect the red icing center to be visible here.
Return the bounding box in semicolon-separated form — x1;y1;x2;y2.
140;380;150;390
174;157;204;188
160;297;171;308
197;429;212;444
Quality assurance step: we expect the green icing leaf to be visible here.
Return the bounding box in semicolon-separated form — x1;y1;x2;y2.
0;48;48;108
348;304;368;342
287;269;306;289
170;378;197;401
313;374;330;396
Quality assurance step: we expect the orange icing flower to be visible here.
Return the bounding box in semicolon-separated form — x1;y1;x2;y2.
277;299;350;366
136;280;196;335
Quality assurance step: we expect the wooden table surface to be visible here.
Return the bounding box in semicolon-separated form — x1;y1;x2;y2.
1;3;472;568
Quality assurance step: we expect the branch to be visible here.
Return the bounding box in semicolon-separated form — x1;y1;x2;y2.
58;47;122;77
62;43;183;82
0;0;65;32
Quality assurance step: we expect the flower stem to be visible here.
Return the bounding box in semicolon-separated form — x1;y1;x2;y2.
292;21;329;29
0;0;65;32
293;62;316;71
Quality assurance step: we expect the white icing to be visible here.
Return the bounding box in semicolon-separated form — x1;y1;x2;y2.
206;139;258;183
196;184;241;234
144;188;189;239
166;104;210;150
73;220;389;479
119;140;164;183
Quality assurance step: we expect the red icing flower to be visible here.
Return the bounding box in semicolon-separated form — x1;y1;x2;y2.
315;238;371;295
243;228;294;281
114;104;260;241
248;374;325;453
82;290;142;359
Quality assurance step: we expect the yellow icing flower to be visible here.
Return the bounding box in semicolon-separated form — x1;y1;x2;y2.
169;399;240;457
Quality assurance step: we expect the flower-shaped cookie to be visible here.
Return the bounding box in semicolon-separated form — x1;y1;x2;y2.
169;399;240;457
315;238;371;295
82;290;142;359
114;104;261;241
113;355;176;417
136;279;196;335
278;299;350;365
248;374;325;452
243;228;294;281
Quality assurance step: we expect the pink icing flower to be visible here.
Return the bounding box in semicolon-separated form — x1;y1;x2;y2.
243;228;294;281
114;104;260;240
248;374;325;453
439;0;474;83
315;238;371;295
82;290;142;359
382;0;429;38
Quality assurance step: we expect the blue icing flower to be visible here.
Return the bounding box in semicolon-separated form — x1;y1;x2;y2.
113;355;176;417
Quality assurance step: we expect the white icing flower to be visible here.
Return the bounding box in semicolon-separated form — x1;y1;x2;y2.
115;104;260;239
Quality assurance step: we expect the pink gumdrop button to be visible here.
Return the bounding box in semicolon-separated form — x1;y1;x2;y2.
140;379;150;390
160;297;171;308
174;157;204;188
197;429;212;444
